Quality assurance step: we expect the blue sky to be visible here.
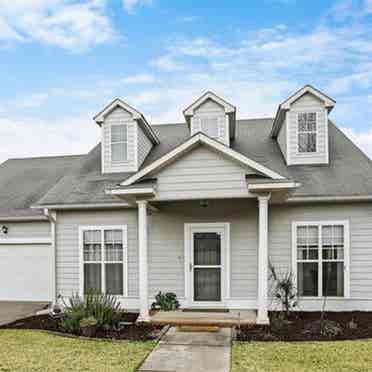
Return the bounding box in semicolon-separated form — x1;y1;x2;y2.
0;0;371;161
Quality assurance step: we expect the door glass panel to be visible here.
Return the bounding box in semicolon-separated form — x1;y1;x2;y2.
194;268;221;301
194;233;221;265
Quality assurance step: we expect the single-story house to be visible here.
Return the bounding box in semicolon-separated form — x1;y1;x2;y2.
1;85;372;324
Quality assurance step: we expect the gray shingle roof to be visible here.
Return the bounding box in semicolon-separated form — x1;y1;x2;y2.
2;118;372;215
0;155;83;218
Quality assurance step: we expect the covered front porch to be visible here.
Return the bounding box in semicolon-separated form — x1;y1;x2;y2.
132;193;289;325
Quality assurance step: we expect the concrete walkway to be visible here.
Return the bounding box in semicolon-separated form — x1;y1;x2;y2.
139;326;231;372
0;301;48;326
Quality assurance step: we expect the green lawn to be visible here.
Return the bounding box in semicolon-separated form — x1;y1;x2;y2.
232;340;372;372
0;330;155;372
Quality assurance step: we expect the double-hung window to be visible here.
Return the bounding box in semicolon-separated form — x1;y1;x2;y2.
111;124;128;162
298;112;317;153
293;221;349;298
200;117;219;139
80;226;127;296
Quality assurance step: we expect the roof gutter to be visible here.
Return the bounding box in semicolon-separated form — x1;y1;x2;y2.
248;181;301;191
0;215;48;222
105;187;155;196
30;202;132;210
286;195;372;203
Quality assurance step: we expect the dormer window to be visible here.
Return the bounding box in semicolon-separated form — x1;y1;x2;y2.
183;91;236;147
298;112;317;153
200;117;219;139
111;124;128;162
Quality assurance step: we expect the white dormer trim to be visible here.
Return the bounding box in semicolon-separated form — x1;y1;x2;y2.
120;132;286;186
271;85;335;138
183;91;236;117
281;85;335;111
95;98;143;123
94;98;159;145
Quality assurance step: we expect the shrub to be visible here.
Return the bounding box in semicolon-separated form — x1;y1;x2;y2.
83;290;122;329
60;293;85;334
321;319;342;337
270;312;291;335
60;290;123;333
269;263;298;317
151;292;180;311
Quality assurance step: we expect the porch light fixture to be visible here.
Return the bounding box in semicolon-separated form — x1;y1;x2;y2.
199;200;209;208
1;225;8;234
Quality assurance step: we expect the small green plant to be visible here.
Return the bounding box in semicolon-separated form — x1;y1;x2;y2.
60;290;123;334
151;292;180;311
60;293;85;334
320;319;342;338
270;312;291;335
269;263;298;317
83;290;122;329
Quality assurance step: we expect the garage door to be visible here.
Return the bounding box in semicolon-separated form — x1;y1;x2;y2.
0;244;52;301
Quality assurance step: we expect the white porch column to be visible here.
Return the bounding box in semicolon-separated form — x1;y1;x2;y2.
257;194;270;324
137;200;149;321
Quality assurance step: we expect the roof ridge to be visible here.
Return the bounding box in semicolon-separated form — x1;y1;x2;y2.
150;117;275;127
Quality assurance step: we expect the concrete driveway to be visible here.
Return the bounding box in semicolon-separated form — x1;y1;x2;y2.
0;302;49;326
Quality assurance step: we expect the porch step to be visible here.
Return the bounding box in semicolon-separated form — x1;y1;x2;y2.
150;310;257;327
182;308;229;313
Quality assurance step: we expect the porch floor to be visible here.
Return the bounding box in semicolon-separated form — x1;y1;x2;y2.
150;309;256;327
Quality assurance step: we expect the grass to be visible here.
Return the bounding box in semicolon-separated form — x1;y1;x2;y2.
0;330;155;372
232;340;372;372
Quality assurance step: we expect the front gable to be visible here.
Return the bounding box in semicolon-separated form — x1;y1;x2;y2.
151;144;258;200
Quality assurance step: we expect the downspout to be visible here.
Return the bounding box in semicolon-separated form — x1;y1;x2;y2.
43;208;57;305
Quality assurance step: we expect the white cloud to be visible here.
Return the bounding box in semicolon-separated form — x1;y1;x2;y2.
0;0;115;51
122;0;152;13
151;55;186;71
0;114;100;163
340;126;372;159
120;73;156;84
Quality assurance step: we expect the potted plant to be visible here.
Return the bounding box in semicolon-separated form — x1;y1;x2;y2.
79;316;98;337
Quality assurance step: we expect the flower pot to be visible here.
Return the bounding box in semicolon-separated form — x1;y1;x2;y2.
80;325;97;338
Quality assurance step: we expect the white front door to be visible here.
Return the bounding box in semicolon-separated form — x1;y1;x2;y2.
185;223;230;307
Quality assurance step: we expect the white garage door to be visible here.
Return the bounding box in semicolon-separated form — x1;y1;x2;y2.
0;244;52;301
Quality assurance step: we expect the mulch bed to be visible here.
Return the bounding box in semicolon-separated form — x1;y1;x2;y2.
235;311;372;342
0;313;163;341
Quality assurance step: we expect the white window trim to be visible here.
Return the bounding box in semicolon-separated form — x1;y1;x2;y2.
78;225;128;298
291;220;350;299
296;111;318;155
109;123;129;164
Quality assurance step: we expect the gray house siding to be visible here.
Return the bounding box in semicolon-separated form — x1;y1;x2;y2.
55;209;139;298
153;145;255;201
269;202;372;308
137;125;153;167
52;200;372;310
277;119;287;162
